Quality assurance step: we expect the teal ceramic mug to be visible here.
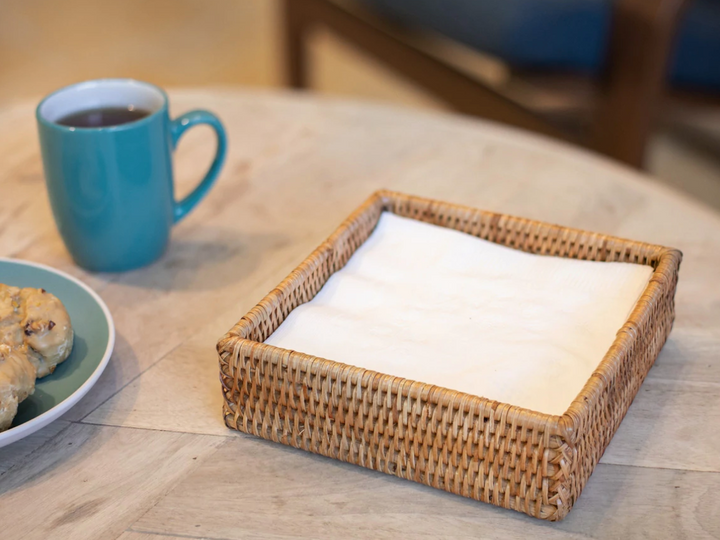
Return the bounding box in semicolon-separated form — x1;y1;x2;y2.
36;79;227;272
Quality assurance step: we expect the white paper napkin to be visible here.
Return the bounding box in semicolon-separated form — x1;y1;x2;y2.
266;213;652;415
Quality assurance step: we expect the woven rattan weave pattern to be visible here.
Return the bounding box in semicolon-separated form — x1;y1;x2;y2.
217;190;681;521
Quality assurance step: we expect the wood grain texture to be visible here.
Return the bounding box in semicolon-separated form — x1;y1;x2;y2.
132;435;720;539
0;89;718;533
118;533;197;540
601;377;720;471
0;420;69;477
0;423;222;540
84;333;232;436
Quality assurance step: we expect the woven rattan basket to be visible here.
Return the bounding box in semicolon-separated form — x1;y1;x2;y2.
217;190;681;521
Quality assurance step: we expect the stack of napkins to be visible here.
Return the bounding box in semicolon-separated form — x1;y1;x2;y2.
266;213;652;415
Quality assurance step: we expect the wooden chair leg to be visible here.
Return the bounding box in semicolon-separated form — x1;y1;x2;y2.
283;0;310;88
592;0;690;168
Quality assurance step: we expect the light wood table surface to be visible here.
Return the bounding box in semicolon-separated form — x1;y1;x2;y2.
0;89;718;539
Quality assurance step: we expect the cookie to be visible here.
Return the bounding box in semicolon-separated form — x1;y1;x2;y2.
0;283;75;432
0;344;37;431
19;287;74;378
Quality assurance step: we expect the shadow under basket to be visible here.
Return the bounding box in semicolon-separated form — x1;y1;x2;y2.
216;190;681;521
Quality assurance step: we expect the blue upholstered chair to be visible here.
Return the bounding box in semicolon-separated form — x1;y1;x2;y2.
283;0;716;168
360;0;720;91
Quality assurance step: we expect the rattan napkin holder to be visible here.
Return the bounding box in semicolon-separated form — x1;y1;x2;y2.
217;190;681;521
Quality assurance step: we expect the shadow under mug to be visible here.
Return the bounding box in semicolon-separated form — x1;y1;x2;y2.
36;79;227;272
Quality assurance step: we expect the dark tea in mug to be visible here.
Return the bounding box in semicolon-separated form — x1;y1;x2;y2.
55;106;151;128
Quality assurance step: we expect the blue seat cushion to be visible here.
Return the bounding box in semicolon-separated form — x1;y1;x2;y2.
358;0;720;91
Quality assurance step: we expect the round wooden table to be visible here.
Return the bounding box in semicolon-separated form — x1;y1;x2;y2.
0;89;718;539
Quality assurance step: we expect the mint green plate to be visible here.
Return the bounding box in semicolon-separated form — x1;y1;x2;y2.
0;258;114;448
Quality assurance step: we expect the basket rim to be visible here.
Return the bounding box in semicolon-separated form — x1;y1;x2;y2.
217;189;682;444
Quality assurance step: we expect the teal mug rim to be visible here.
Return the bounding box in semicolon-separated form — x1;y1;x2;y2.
36;78;169;134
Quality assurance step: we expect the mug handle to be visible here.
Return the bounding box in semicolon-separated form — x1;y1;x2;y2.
170;110;227;223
